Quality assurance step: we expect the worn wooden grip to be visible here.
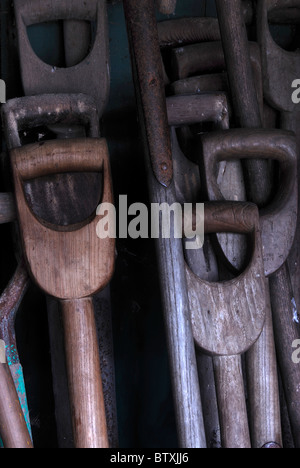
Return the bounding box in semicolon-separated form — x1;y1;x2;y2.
167;94;229;128
14;0;99;25
158;17;220;48
2;94;99;150
156;0;177;15
14;138;108;181
11;138;115;300
204;202;258;234
62;298;109;448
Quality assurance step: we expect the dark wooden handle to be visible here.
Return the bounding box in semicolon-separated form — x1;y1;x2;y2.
14;138;108;181
166;94;229;128
61;297;109;448
158;17;220;48
0;352;33;448
123;0;173;187
204;202;258;234
14;0;99;25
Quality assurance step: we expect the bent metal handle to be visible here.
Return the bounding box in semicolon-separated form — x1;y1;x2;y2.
200;129;298;277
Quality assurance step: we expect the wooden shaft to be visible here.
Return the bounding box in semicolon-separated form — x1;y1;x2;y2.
269;263;300;448
64;20;91;68
215;0;282;447
246;286;282;448
213;355;251;448
61;297;109;448
0;344;32;448
215;0;271;206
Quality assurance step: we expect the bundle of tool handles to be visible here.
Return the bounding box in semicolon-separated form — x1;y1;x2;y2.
0;0;300;449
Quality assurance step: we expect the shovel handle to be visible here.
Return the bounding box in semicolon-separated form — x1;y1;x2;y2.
0;343;32;448
61;297;109;448
213;355;251;448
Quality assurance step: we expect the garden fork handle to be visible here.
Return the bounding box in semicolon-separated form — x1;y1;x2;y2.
61;298;109;448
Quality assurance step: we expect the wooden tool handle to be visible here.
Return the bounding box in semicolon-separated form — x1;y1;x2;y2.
158;17;220;49
61;298;109;448
204;202;258;234
14;0;99;25
2;94;99;150
15;138;109;181
246;286;282;448
166;94;229;128
0;344;32;448
213;355;251;448
201;129;297;218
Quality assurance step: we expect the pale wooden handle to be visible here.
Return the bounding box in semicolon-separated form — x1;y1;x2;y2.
14;138;108;181
61;297;109;448
213;355;251;448
0;359;33;448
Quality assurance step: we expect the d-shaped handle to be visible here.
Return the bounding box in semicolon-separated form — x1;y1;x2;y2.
2;94;100;150
13;0;109;115
11;138;115;300
199;128;298;276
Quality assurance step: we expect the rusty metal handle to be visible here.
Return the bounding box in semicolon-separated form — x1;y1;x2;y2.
14;0;99;25
2;94;100;150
